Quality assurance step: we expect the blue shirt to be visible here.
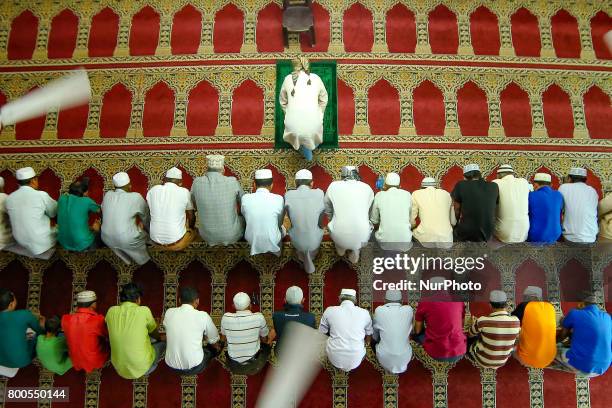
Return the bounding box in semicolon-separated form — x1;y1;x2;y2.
562;305;612;375
272;304;316;349
527;186;563;243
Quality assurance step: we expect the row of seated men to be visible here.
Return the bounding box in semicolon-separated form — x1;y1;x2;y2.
0;279;610;380
0;156;610;273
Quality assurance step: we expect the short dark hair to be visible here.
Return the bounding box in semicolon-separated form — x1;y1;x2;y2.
18;178;33;186
119;283;143;303
569;175;587;183
535;181;551;186
0;288;15;311
165;177;182;184
255;178;273;188
490;301;507;309
77;300;96;309
295;179;311;187
68;178;89;197
464;170;482;180
45;315;61;334
180;287;199;304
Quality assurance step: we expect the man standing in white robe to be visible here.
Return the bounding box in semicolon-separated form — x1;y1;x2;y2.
279;56;328;161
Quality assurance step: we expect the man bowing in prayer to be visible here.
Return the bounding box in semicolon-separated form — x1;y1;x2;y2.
279;56;328;161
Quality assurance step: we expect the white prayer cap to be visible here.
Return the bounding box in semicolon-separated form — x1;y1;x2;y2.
295;169;312;180
0;177;4;188
568;167;587;177
341;166;357;177
165;166;182;180
16;167;36;181
385;172;400;186
463;163;480;174
489;290;507;303
497;164;514;174
233;292;251;311
340;288;357;297
206;154;225;169
285;286;304;305
76;290;97;303
421;177;436;187
255;169;273;180
112;172;130;188
523;286;543;299
429;276;445;285
534;173;551;183
385;290;402;302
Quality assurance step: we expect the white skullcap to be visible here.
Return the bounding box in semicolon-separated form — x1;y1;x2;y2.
463;163;480;174
76;290;97;303
233;292;251;311
285;286;304;305
498;164;514;173
340;288;357;297
421;177;436;187
489;290;507;303
295;169;312;180
0;176;4;188
165;167;182;180
341;166;357;177
385;172;400;186
112;172;130;188
568;167;587;177
255;169;273;180
385;289;402;302
534;173;552;183
206;154;225;169
523;286;543;299
429;276;446;285
16;167;36;181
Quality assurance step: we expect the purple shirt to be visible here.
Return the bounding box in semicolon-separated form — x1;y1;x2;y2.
415;297;466;359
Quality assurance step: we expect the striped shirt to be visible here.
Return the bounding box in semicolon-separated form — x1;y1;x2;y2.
468;310;521;368
221;311;269;363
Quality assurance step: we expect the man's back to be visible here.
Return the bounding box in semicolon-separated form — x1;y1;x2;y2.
513;301;557;368
0;309;42;368
101;189;149;245
493;175;530;242
0;192;13;248
57;193;99;251
61;309;108;373
191;172;244;245
241;189;284;255
146;183;193;245
452;179;499;242
527;186;563;243
562;305;611;375
373;303;413;373
6;186;57;254
559;182;599;243
371;187;412;247
272;304;316;348
221;311;268;363
411;187;455;243
285;186;325;252
325;180;373;249
415;299;466;359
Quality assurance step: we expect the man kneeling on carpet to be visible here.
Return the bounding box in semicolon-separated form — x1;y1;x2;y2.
36;315;73;375
221;292;272;375
106;283;166;379
164;287;222;375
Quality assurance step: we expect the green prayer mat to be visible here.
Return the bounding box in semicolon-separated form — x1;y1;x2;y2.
274;60;338;150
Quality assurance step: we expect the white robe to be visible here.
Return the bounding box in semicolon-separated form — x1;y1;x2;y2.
279;71;328;151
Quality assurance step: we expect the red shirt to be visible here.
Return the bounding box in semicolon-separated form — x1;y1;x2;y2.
61;308;109;372
415;297;466;359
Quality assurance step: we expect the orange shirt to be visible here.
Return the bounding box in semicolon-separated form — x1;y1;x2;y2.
516;302;557;368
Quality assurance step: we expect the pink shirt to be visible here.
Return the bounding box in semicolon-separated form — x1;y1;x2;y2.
415;296;466;359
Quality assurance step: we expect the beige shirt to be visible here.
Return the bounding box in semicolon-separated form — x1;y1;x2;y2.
0;193;14;249
598;193;612;241
493;175;530;243
410;187;456;246
370;187;412;251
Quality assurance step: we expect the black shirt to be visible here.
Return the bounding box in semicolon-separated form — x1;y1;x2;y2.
272;304;316;349
451;179;499;242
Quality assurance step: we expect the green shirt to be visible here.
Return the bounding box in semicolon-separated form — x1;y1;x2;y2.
36;335;72;375
0;310;43;368
57;194;100;251
105;302;156;379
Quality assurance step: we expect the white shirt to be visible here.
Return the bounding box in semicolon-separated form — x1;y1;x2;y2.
163;304;220;370
493;175;530;243
221;311;269;363
0;193;14;249
410;187;456;246
241;188;284;255
146;182;193;245
5;186;57;255
370;187;413;251
101;189;149;247
559;182;599;243
324;180;374;251
318;300;373;371
372;303;413;374
279;71;328;150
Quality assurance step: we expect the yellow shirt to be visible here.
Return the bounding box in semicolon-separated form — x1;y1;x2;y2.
516;302;557;368
105;302;156;379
